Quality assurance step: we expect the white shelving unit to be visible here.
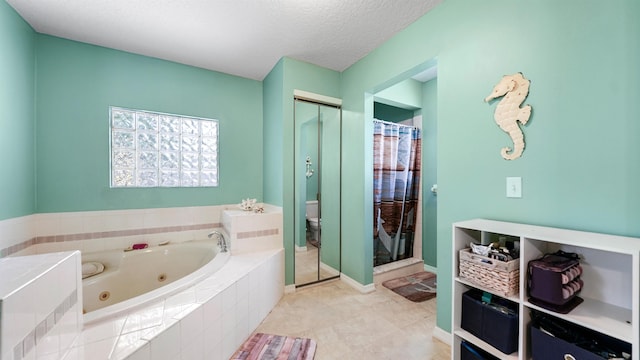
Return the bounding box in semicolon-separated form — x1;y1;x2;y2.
451;219;640;360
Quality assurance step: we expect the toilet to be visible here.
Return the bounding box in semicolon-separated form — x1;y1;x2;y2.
305;200;320;242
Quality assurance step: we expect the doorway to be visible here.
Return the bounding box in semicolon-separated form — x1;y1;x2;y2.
293;92;342;287
369;62;438;279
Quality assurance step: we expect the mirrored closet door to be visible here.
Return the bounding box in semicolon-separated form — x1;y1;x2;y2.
293;96;341;287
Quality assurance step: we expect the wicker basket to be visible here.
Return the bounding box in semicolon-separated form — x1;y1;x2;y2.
459;248;519;296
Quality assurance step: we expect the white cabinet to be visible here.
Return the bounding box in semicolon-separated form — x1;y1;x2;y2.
451;219;639;360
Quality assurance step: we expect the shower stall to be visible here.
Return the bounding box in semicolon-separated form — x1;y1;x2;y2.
373;119;422;267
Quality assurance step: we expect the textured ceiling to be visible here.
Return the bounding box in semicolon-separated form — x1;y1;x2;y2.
7;0;442;80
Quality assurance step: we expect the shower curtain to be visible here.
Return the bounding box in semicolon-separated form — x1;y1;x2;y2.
373;120;421;266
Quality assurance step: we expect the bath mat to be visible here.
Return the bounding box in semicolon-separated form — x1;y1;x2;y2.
382;271;437;303
231;332;317;360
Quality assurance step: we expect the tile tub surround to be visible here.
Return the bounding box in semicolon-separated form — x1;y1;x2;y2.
222;206;283;254
0;214;35;257
0;205;252;257
63;248;285;360
0;204;285;359
0;251;83;360
11;227;224;259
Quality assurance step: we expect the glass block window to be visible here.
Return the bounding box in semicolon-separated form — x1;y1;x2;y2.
110;107;218;188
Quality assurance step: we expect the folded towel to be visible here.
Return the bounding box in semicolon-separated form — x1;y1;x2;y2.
82;261;105;279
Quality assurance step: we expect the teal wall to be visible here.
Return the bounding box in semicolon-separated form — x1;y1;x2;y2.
422;78;437;267
375;78;423;109
373;102;414;123
5;0;640;336
268;58;341;285
35;35;263;212
341;0;640;332
262;59;292;281
0;2;36;220
284;59;341;285
263;59;285;207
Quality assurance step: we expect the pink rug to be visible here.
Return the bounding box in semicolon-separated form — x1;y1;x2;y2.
231;333;317;360
382;271;437;302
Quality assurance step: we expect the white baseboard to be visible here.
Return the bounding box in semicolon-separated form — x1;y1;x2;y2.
295;245;307;252
423;263;437;273
284;284;296;294
319;261;340;276
340;273;376;293
432;326;451;346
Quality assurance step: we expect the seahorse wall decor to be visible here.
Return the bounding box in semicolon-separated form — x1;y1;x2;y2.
485;72;532;160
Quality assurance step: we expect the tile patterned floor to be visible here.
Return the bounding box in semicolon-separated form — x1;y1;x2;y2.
254;279;451;360
294;241;338;285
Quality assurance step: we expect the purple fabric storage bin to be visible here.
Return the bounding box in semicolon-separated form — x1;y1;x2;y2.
528;252;584;313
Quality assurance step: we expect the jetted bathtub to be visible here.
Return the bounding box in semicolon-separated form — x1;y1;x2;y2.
81;237;230;324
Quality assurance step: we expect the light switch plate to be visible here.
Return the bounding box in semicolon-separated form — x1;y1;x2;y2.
506;177;522;198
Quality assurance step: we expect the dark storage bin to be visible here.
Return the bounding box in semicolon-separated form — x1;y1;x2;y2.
461;341;499;360
461;289;519;354
461;291;483;338
530;312;632;360
531;326;602;360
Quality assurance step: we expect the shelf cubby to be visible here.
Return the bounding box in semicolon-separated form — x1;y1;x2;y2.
451;219;639;360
